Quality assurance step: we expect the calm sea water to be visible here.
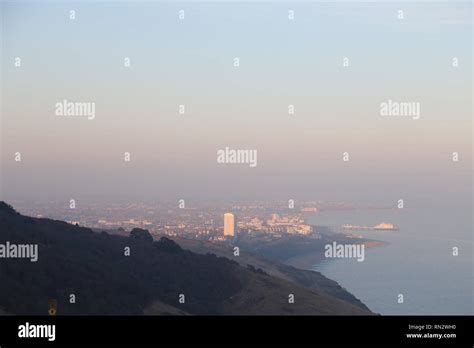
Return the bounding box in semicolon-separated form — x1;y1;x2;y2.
307;207;473;315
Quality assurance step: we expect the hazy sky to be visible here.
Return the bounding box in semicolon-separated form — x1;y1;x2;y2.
1;0;472;207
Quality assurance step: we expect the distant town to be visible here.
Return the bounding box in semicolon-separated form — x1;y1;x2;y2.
9;200;392;243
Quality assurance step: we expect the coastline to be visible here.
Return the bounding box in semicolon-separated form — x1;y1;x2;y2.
284;239;387;271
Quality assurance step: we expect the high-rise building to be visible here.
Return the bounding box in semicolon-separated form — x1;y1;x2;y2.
223;213;236;237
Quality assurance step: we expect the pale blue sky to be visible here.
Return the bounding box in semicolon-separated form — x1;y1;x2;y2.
1;0;472;205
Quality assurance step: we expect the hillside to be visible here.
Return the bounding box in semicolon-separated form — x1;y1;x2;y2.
0;202;372;315
175;239;371;312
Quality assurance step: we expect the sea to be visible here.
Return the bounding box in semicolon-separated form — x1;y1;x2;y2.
306;206;473;315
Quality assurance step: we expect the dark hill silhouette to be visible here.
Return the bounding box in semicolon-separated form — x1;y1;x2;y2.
0;202;372;315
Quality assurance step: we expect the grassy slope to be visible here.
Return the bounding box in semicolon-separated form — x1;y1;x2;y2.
175;239;372;313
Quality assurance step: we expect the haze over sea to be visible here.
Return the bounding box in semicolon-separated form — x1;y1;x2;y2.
307;203;473;315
